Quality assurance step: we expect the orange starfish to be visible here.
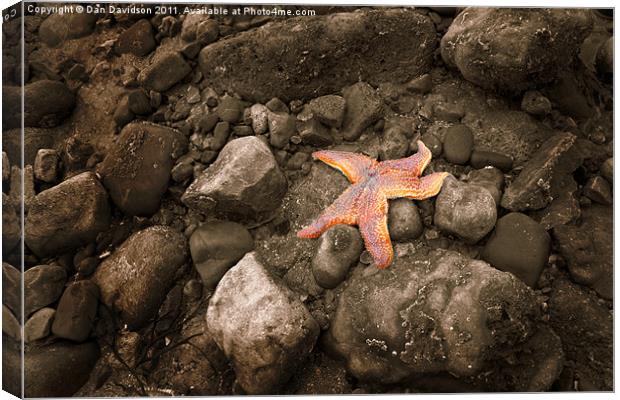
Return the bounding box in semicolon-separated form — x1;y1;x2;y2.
297;141;449;269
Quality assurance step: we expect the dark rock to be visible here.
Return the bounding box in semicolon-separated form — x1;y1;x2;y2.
308;95;346;128
127;89;151;115
24;265;67;317
536;174;580;230
76;257;99;276
286;152;309;170
467;167;504;205
2;263;20;316
441;8;592;92
189;221;254;289
405;73;433;93
266;97;289;113
115;19;156;56
34;149;59;183
100;122;187;216
207;252;320;394
442;124;473;165
182;137;288;223
25;172;110;257
182;14;219;45
379;126;409;160
597;36;613;74
210;121;230;151
2;305;20;341
216;95;243;123
420;133;442;157
481;213;550;288
93;226;188;330
553;205;612;300
171;161;194;183
51;281;99;342
312;225;363;289
600;157;613;183
113;95;134;127
3;80;75;129
583;176;612;205
199;112;220;133
521;90;552;115
2;193;20;256
469;149;513;172
341;82;383;141
181;41;202;59
296;106;333;147
268;111;296;149
67;63;89;82
434;176;496;243
544;72;594;118
24;307;55;343
233;124;254;137
501;132;577;211
38;12;97;47
198;9;436;102
138;51;191;92
388;198;424;242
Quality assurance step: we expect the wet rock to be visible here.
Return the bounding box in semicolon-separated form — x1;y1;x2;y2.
25;172;111;257
2;305;20;341
296;106;333;147
600;157;613;183
199;9;436;102
341;82;383;141
326;247;542;384
51;281;99;342
115;19;156;56
467;167;504;205
469;149;513;172
481;213;550;288
553;205;612;300
501;132;577;211
93;226;188;329
24;265;67;317
268;111;296;149
207;252;320;394
442;124;473;165
312;225;363;289
100;122;187;216
38;12;97;47
308;95;346;128
583;176;612;205
521;90;552;116
379;126;409;160
434;176;497;243
441;8;592;92
216;95;243;123
182;137;288;223
246;103;269;134
3;80;75;129
34;149;59;183
24;307;55;343
388;198;424;242
138;51;191;92
2;263;20;316
2;193;20;256
189;221;254;289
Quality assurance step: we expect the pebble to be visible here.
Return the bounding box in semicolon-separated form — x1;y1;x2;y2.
233;125;254;137
34;149;59;183
171;161;194;183
433;102;464;122
420;133;443;157
245;104;269;134
443;124;474;165
115;19;156;57
312;225;363;289
183;279;203;300
296;106;334;147
341;82;383;141
584;176;612;205
467;167;505;205
469;149;513;172
387;198;424;241
24;307;55;343
24;264;67;317
379;126;409;160
217;95;243;123
521;90;552;115
266;97;289;113
481;212;550;287
405;73;433;93
210;121;230;151
138;51;191;92
181;41;202;59
268;111;296;149
76;257;99;276
51;280;99;342
113;95;134;127
199;112;220;133
600;158;613;183
308;95;346;128
127;89;151;115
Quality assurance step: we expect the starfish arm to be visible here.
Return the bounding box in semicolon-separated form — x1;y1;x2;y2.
312;150;376;184
358;189;393;269
380;140;432;176
381;172;450;200
297;186;359;239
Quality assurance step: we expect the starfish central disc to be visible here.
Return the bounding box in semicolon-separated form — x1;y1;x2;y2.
297;141;449;269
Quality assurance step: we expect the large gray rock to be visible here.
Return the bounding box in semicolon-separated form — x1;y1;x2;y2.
441;8;592;92
93;226;188;329
24;265;67;317
99;122;187;216
182;137;287;223
25;172;111;257
207;252;320;394
199;9;436;102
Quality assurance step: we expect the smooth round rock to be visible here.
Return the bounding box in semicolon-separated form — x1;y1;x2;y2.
388;199;424;242
470;149;514;172
312;225;363;289
51;280;99;342
24;307;56;343
443;124;474;165
2;305;21;341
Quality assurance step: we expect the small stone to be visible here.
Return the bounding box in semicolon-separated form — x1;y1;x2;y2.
113;95;134;127
468;167;505;205
388;198;424;242
470;149;514;172
33;149;59;183
434;176;497;244
583;176;612;205
421;133;442;157
115;19;156;57
181;41;202;59
233;125;254;137
2;305;21;341
379;126;409;160
341;82;383;141
76;257;99;276
482;213;550;287
127;89;151;115
138;51;191;92
443;124;474;165
24;265;67;317
405;73;433;93
312;225;363;289
296;106;333;147
211;121;230;151
199;113;219;133
268;111;296;149
308;95;346;128
171;161;194;183
3;263;20;315
266;97;289;113
600;158;613;183
245;104;269;135
186;85;201;104
201;150;218;164
216;95;243;123
521;90;552;115
51;280;99;342
286;152;309;170
24;307;55;343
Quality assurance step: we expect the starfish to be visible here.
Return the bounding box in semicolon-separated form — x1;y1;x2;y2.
297;141;449;269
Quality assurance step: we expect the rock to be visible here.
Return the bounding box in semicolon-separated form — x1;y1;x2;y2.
379;126;409;160
597;36;613;74
115;19;156;56
553;205;612;300
207;252;320;394
2;193;20;256
113;95;134;127
469;149;513;172
199;112;220;133
2;305;21;341
38;12;97;47
189;221;254;289
216;95;243;123
171;161;194;183
405;73;433;93
296;106;333;147
25;172;111;257
420;133;442;157
181;14;219;44
198;9;436;102
2;151;8;181
501;132;577;211
341;82;383;141
441;8;592;92
99;122;187;216
600;157;613;183
535;174;581;230
548;278;612;390
182;137;288;223
24;307;55;343
126;89;151;115
388;198;424;242
311;225;363;289
24;265;67;317
266;97;289;113
93;226;188;330
34;149;59;183
583;176;612;205
3;80;75;129
442;124;474;165
76;257;99;277
138;51;191;92
210;121;230;151
481;213;550;287
544;72;594;119
286;152;309;170
308;95;346;128
246;103;269;134
268;111;296;149
326;247;544;386
467;167;504;205
434;176;497;243
521;90;552;115
51;281;99;342
3;263;20;316
233;125;254;137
